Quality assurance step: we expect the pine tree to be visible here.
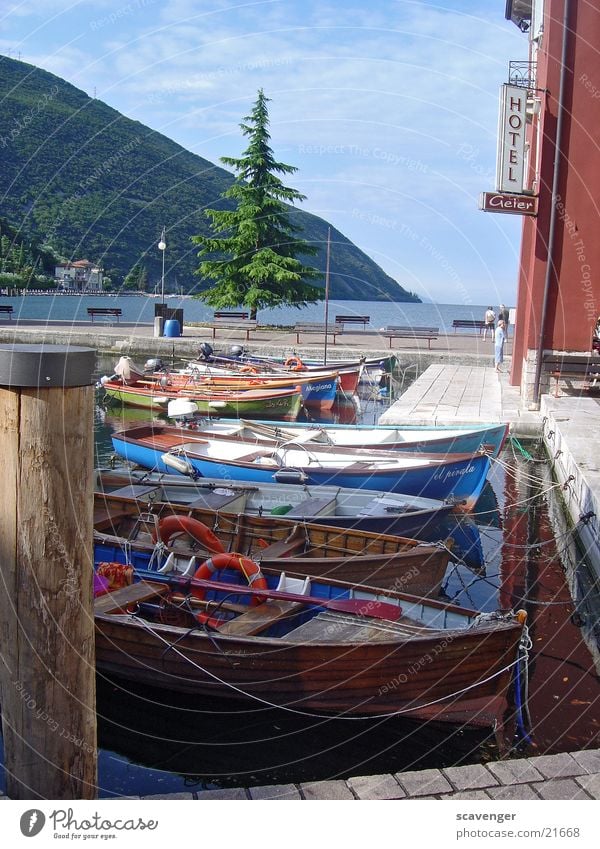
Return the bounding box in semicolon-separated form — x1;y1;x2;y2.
192;90;322;319
123;261;148;291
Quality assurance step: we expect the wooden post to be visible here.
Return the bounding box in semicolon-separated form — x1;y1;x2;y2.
0;344;97;799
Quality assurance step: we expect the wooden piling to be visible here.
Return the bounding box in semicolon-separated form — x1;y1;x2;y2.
0;344;97;799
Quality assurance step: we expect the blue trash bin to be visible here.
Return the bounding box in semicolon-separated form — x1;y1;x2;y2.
163;319;181;338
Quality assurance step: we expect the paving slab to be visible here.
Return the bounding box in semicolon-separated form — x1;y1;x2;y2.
534;778;592;800
395;768;452;797
347;774;404;800
486;783;541;800
570;749;600;774
195;788;249;801
441;790;491;800
140;792;194;799
443;764;498;791
487;759;544;785
574;774;600;799
530;753;584;779
248;784;301;800
300;780;354;800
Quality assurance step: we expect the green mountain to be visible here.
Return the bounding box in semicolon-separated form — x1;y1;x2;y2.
0;56;420;302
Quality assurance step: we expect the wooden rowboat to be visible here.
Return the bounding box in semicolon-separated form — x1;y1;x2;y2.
100;380;303;420
93;569;528;733
95;468;485;568
187;349;364;394
110;424;491;510
93;491;453;596
168;418;509;457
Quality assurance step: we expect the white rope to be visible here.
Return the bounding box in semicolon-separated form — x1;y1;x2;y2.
131;616;521;722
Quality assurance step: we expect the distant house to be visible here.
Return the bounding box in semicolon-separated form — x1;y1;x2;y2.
54;259;103;291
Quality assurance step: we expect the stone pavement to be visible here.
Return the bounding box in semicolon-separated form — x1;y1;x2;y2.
0;318;504;367
379;363;540;437
105;749;600;800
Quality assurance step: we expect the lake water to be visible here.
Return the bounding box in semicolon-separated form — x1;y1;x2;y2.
3;293;504;333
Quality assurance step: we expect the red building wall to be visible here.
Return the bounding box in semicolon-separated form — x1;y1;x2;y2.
511;0;600;390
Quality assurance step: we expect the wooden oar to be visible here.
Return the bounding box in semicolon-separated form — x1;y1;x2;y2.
168;575;402;621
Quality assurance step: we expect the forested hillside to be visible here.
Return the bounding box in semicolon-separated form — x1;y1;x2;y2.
0;56;419;302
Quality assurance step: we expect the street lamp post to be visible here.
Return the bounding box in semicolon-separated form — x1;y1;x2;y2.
158;227;166;306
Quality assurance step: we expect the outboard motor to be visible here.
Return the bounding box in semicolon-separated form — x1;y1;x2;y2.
229;345;244;358
197;342;214;361
144;357;166;373
167;398;199;423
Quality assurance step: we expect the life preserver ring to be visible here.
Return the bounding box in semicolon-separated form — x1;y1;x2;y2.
285;355;304;371
192;553;268;627
240;365;258;374
152;515;225;554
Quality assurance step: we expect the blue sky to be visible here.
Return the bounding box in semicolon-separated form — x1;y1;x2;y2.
1;1;527;305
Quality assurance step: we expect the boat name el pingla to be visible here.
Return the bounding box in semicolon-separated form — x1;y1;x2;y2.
432;463;476;482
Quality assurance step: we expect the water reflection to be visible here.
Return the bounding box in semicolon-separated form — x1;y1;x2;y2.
96;678;491;798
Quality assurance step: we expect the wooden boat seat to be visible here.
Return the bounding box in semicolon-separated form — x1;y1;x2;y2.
283;610;418;643
94;502;133;530
105;484;161;500
94;581;168;614
285;496;337;518
217;600;304;636
256;526;307;559
185;491;246;511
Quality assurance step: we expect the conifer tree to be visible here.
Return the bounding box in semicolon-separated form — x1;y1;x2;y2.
192;90;322;318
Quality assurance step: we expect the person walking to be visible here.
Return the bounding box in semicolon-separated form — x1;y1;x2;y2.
495;319;506;372
498;304;510;324
484;306;495;339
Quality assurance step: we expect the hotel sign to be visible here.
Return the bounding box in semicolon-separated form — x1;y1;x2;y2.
479;191;538;216
496;84;527;192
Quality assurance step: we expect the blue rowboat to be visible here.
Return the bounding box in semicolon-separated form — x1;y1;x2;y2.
110;424;491;510
175;419;509;458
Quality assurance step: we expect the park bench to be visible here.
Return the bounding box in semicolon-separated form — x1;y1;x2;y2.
213;311;249;320
87;307;122;322
542;353;600;397
380;325;439;350
452;319;488;334
208;312;258;340
0;305;14;320
294;322;343;344
335;314;370;329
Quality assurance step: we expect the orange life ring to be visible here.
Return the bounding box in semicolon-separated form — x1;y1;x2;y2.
152;515;225;554
240;365;259;374
285;355;304;371
192;553;268;626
